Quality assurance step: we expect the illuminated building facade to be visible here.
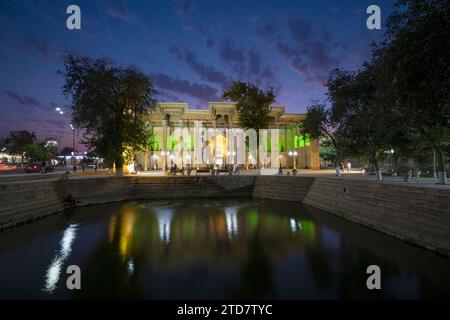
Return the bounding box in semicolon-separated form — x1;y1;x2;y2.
136;102;320;171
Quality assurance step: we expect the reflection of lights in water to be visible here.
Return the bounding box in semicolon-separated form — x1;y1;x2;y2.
155;209;174;244
290;218;303;233
108;215;117;242
44;259;63;293
225;207;238;238
118;206;136;260
60;225;76;258
43;224;78;293
127;258;135;275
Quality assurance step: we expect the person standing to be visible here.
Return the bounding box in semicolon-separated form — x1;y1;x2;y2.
346;161;352;173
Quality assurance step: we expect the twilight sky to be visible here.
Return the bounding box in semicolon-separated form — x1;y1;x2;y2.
0;0;395;149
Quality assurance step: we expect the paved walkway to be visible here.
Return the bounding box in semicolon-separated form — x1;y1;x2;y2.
1;168;449;189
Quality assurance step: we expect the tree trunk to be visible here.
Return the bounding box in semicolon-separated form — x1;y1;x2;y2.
370;144;382;181
393;153;399;175
434;147;447;185
21;154;24;168
115;160;124;177
327;132;341;177
334;144;341;177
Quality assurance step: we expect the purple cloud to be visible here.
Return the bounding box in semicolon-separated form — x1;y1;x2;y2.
4;91;66;116
153;73;219;103
256;16;343;85
23;37;62;58
5;91;45;111
174;0;206;36
256;19;279;38
169;46;231;88
104;1;138;24
216;38;277;88
218;38;246;67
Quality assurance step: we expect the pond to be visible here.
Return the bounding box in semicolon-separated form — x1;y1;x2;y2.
0;198;449;299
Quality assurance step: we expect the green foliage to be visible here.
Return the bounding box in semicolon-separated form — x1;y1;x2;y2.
326;56;404;173
382;0;450;177
315;0;449;183
222;81;275;172
24;143;57;162
303;102;344;163
319;136;337;163
61;54;157;169
2;130;36;155
222;81;275;131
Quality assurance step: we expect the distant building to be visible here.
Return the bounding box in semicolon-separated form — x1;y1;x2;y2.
0;152;21;164
135;102;320;171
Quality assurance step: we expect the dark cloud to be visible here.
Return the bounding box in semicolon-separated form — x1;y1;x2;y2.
174;0;195;16
173;1;217;52
174;0;206;36
104;1;138;24
275;41;305;75
133;52;156;64
169;46;231;88
205;36;214;49
23;69;36;77
23;37;62;58
4;91;65;116
43;119;66;129
218;38;246;67
256;19;279;38
248;50;262;76
286;17;311;43
158;90;181;102
168;46;183;61
153;73;219;103
257;16;342;84
216;38;277;88
5;91;46;112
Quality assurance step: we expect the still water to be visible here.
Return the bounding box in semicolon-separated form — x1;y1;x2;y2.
0;198;449;299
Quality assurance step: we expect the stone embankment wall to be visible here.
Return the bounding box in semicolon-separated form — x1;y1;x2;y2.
0;175;449;257
0;175;254;230
253;176;450;257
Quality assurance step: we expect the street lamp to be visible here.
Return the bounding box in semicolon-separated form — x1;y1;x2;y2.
55;106;76;166
288;151;298;169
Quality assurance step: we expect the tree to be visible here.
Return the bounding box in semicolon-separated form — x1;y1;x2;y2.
60;146;75;156
222;81;275;174
382;0;450;184
23;143;57;162
2;130;37;167
62;54;157;175
303;102;344;174
327;60;398;181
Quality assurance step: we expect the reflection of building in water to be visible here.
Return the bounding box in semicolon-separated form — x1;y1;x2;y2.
103;203;322;273
43;224;78;293
225;207;238;238
108;205;137;262
136;102;320;170
155;208;174;244
290;218;303;233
